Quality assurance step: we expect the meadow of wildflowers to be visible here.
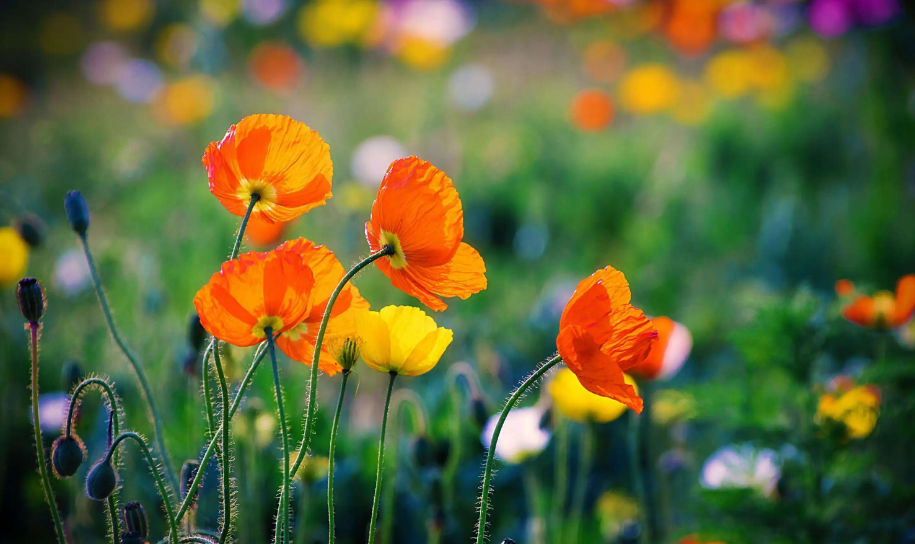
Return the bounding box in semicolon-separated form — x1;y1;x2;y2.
1;1;914;544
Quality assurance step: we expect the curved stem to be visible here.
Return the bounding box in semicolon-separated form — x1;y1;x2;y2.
367;372;397;544
266;329;291;544
327;371;351;544
474;355;562;544
230;194;259;260
550;418;569;544
176;344;268;522
289;246;394;479
201;342;217;438
212;347;233;544
28;323;66;544
567;423;593;544
105;431;179;544
80;233;177;491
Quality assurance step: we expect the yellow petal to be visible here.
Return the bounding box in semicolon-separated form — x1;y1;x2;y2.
402;327;453;376
379;305;437;368
355;310;391;373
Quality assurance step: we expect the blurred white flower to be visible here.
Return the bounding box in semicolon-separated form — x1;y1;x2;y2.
481;406;550;464
54;248;91;296
700;444;780;497
35;392;69;434
243;0;287;25
116;59;163;103
351;136;408;187
448;64;494;111
386;0;474;46
81;42;130;86
658;320;692;380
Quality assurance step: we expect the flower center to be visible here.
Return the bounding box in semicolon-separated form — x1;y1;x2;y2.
379;230;407;269
284;322;310;342
237;179;278;214
253;315;285;339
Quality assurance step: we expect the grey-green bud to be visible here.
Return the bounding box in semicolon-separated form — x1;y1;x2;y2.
123;501;148;539
51;435;85;478
64;191;90;234
16;278;45;323
180;459;202;505
85;460;117;500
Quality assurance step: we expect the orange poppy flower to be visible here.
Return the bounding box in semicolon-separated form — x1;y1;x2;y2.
245;218;292;248
556;266;657;412
203;114;333;223
273;238;370;375
365;156;486;312
627;317;692;381
194;244;315;346
835;279;854;297
841;274;915;330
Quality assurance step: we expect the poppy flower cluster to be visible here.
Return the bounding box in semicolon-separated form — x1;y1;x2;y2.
836;274;915;331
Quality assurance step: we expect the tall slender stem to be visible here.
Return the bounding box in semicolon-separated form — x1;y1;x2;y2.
567;423;593;544
550;418;569;544
105;431;179;544
266;329;291;544
289;246;394;479
212;347;233;544
79;233;177;490
475;355;562;544
629;411;649;544
28;323;66;544
201;342;217;438
327;371;351;544
367;372;397;544
380;391;428;544
230;194;259;260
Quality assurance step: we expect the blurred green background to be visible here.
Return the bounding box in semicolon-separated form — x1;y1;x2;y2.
1;0;915;543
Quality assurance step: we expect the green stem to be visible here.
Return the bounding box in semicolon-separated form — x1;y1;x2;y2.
294;482;310;544
230;194;259;260
367;372;397;544
474;355;563;544
567;423;593;544
201;342;217;439
550;418;569;544
380;390;428;544
327;371;351;544
212;347;233;544
523;464;544;544
289;246;395;479
176;344;267;522
79;233;177;491
267;329;291;544
629;411;649;544
105;431;179;544
28;323;66;544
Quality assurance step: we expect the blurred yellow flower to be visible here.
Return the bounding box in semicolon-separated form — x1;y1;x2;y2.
151;76;215;126
704;50;753;98
291;452;330;484
816;382;880;440
355;306;453;376
297;0;380;47
201;0;239;27
0;227;29;286
337;183;374;213
596;491;639;539
235;407;278;448
785;36;830;83
671;80;713;126
396;36;451;71
0;75;27;118
651;389;697;426
618;64;680;114
98;0;155;31
38;13;83;56
548;367;637;423
746;46;790;92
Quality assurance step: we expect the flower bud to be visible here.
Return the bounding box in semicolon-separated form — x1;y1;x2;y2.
181;348;199;378
120;530;145;544
123;501;149;540
412;435;434;468
17;277;45;323
472;397;489;429
13;213;46;248
64;191;90;234
61;361;83;393
501;539;517;544
86;460;117;500
181;459;202;506
335;338;360;373
51;435;86;478
188;313;207;353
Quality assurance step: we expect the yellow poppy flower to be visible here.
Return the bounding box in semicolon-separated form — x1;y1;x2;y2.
548;367;638;423
355;306;453;376
0;227;29;286
816;381;880;440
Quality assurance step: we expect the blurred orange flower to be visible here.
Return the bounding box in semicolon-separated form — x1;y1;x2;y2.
274;238;370;375
366;156;487;311
203;114;333;223
663;0;719;57
193;245;315;347
249;42;303;92
627;316;692;381
556;266;658;412
835;279;854;297
841;275;915;330
245;218;292;248
571;90;614;131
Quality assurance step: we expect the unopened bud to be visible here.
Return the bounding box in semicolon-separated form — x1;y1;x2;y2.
123;501;149;539
181;460;202;505
501;539;517;544
188;313;207;353
412;435;433;468
51;435;86;478
335;338;360;372
62;361;83;392
17;278;45;323
120;530;144;544
64;191;90;234
86;460;117;500
472;397;489;428
182;349;199;378
13;213;46;248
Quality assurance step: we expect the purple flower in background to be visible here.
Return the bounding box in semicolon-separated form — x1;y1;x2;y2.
809;0;900;37
34;392;70;434
851;0;900;26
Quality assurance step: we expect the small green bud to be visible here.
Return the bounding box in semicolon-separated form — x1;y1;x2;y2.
334;338;360;372
51;435;86;478
120;530;145;544
13;213;46;248
16;277;45;323
64;191;90;234
180;460;201;505
85;460;117;500
123;501;148;540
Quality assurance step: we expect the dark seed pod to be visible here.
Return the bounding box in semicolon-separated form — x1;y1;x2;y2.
51;435;86;478
123;501;148;539
64;191;90;234
85;460;117;500
120;530;144;544
181;459;202;505
412;435;434;469
471;397;489;428
16;277;45;323
13;213;46;248
188;313;207;353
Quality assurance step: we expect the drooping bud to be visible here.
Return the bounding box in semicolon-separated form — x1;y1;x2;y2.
188;313;207;353
123;501;149;540
64;191;90;235
51;435;86;478
412;435;434;468
61;361;83;392
17;277;45;323
334;338;360;373
471;397;489;428
181;459;202;506
85;460;117;500
181;348;199;378
120;530;144;544
13;213;46;248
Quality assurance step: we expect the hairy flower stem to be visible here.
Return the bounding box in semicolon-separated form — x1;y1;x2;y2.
80;232;177;490
67;377;122;544
474;355;562;544
266;328;292;544
327;370;351;544
28;324;66;544
105;431;179;544
288;246;395;481
567;423;594;544
212;347;233;544
367;372;397;544
201;342;217;439
550;418;569;544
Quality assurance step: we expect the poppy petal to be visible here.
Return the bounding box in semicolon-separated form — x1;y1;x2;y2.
892;274;915;327
355;310;392;373
402;327;453;377
843;296;875;328
557;324;643;413
560;266;631;330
